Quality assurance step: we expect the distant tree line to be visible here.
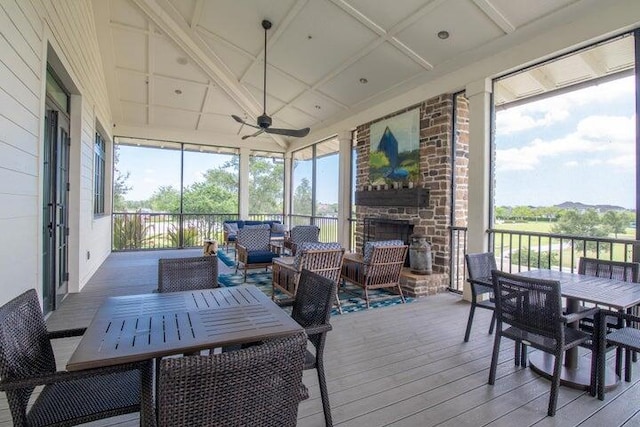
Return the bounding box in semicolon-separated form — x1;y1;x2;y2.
496;206;635;238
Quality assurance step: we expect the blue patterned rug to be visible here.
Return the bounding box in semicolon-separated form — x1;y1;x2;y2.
216;248;236;267
218;270;413;315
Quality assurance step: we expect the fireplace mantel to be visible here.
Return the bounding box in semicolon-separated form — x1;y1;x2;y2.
355;188;429;208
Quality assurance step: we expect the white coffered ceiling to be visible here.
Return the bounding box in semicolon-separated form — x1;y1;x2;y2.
93;0;632;150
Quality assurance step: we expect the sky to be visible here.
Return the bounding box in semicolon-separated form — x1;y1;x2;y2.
494;75;635;209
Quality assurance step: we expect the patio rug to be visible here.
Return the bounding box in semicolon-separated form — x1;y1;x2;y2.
218;270;413;315
216;248;237;267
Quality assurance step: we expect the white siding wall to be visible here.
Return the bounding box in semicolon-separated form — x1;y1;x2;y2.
0;0;113;306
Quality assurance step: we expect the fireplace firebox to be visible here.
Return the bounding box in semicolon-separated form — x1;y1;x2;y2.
363;218;414;266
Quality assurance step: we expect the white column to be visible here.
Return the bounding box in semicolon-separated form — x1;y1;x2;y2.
239;147;250;218
464;79;492;300
337;131;352;249
283;152;292;228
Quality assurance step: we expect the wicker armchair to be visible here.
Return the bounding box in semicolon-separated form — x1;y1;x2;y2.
235;226;279;281
277;269;337;427
463;252;497;342
0;289;154;427
340;240;408;309
158;255;219;292
284;225;320;255
156;332;308;427
272;242;344;311
489;271;597;416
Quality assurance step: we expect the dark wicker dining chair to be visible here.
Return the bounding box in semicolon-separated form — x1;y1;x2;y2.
156;332;308;427
463;252;497;342
489;271;597;416
158;255;219;292
595;308;640;400
277;269;337;427
577;257;640;371
0;289;154;427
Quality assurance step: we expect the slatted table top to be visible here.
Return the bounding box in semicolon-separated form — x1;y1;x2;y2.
517;269;640;311
67;285;303;371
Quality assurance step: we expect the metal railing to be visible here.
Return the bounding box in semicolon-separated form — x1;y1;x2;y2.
488;228;639;273
449;226;640;292
112;212;288;251
288;215;338;243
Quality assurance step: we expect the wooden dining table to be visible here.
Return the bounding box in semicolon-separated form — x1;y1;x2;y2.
66;285;303;371
516;269;640;390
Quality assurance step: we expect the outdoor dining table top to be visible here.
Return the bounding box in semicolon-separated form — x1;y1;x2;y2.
66;285;303;371
517;269;640;311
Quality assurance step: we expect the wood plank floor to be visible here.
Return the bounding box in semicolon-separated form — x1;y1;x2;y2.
2;249;640;426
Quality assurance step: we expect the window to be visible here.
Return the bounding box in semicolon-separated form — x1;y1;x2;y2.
94;132;106;215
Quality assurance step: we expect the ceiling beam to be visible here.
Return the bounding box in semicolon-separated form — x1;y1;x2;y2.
472;0;515;34
131;0;288;148
579;50;609;76
190;0;203;29
529;68;557;91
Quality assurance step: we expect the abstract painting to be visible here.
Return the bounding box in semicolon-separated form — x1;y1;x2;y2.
369;108;420;185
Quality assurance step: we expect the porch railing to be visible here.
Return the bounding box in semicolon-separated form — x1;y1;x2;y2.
289;215;339;243
112;212;338;251
112;212;288;251
448;227;640;293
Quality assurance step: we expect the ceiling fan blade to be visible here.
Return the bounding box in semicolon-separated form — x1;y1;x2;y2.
265;127;310;138
241;129;265;140
231;114;261;130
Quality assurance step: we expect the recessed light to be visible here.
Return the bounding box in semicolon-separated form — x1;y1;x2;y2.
359;77;368;84
174;89;182;95
437;30;450;40
177;57;188;65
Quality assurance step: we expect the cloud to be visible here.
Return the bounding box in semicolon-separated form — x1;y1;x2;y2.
496;75;634;136
564;160;578;167
496;114;634;171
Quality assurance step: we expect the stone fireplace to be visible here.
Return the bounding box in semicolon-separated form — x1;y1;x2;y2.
352;94;470;297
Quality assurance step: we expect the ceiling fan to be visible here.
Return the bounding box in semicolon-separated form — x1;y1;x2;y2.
232;20;310;140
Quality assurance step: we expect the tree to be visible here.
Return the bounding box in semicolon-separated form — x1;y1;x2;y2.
602;211;632;238
112;145;131;212
148;186;180;213
248;157;284;214
551;209;606;237
293;178;312;215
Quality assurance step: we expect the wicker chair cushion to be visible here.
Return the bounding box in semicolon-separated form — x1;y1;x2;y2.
271;223;286;234
237;228;271;251
290;226;320;244
27;370;141;427
363;240;404;264
223;222;239;235
247;250;279;264
244;223;271;230
293;242;343;270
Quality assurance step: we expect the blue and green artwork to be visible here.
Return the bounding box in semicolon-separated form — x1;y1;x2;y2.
369;108;420;185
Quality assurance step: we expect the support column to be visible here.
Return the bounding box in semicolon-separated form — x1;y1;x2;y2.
239;147;250;218
464;79;492;300
337;131;352;250
283;152;292;228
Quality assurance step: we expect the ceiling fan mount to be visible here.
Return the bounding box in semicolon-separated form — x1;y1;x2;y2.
231;19;310;140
